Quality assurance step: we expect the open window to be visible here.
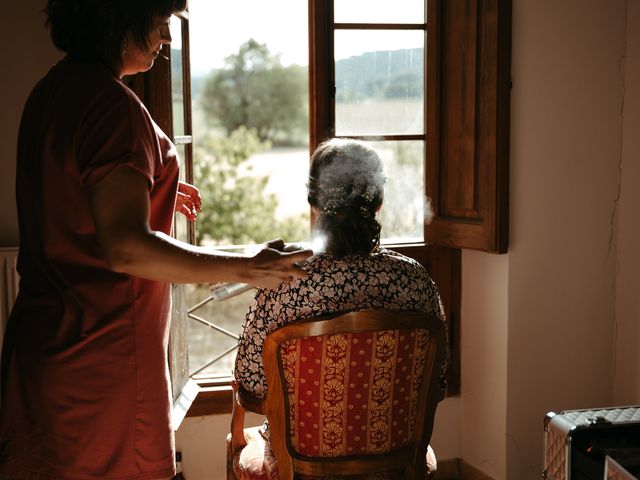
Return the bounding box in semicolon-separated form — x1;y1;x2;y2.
131;0;510;417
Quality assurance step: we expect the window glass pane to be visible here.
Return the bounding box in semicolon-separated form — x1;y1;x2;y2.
174;214;189;244
334;0;425;24
187;0;310;376
367;140;425;243
174;144;188;242
335;30;424;136
186;283;256;376
170;16;185;137
190;0;310;248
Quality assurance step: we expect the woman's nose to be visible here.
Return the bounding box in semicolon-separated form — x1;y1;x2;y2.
159;24;172;44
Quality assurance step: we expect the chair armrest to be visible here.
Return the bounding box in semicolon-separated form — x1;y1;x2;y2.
229;381;267;454
236;385;265;415
230;381;249;454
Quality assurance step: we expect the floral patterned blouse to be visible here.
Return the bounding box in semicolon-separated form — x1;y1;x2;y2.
234;248;448;399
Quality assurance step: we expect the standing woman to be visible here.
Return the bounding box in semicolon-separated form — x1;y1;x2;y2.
0;1;310;478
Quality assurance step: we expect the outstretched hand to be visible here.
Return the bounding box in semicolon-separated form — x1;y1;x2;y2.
175;181;202;222
263;238;306;253
248;239;313;290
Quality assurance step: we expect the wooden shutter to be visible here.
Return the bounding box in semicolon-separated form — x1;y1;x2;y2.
426;0;511;253
128;12;194;423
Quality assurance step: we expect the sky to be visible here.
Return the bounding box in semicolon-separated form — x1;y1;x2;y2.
186;0;425;77
188;0;309;76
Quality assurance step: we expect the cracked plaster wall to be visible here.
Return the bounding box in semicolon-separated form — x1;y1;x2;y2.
613;0;640;405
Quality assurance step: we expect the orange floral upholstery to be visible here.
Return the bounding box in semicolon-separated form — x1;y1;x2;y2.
227;325;438;479
281;329;430;458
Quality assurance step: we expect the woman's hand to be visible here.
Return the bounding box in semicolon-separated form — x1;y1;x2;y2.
175;181;202;222
245;239;313;290
264;238;307;253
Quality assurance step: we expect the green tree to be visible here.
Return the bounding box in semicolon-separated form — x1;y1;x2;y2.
194;126;309;246
199;39;307;145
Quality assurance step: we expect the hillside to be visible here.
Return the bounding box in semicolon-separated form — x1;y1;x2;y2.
335;47;423;100
188;47;424;102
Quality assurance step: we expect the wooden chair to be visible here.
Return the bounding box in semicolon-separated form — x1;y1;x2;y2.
226;309;445;479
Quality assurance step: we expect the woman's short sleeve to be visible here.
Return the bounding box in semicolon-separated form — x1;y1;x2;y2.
76;86;159;191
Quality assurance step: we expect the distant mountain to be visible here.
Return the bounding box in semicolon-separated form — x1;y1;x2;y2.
335;48;424;101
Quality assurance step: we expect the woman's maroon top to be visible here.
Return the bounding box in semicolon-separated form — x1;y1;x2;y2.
0;57;179;479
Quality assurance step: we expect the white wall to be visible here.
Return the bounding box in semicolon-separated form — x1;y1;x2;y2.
460;251;509;479
177;412;264;480
505;1;629;479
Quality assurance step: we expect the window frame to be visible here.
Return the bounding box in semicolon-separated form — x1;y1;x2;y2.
132;0;511;417
128;9;199;424
308;0;462;397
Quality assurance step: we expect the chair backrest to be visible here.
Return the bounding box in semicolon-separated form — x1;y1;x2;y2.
262;309;445;479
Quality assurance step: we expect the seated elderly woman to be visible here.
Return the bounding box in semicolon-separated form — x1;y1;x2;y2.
234;138;449;414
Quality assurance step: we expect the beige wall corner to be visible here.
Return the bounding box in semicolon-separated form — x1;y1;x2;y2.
0;1;61;245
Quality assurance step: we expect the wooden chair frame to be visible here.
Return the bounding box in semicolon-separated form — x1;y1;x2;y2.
230;309;445;480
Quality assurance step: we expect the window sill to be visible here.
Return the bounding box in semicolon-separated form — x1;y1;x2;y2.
185;376;234;417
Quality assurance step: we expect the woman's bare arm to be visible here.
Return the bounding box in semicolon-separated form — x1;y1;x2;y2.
88;165;311;289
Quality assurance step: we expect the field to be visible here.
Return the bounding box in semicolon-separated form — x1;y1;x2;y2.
335;98;423;136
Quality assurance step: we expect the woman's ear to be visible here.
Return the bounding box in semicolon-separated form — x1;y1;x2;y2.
310;205;320;226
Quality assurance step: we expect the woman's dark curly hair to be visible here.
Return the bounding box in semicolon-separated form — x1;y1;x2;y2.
307;139;386;258
44;0;186;62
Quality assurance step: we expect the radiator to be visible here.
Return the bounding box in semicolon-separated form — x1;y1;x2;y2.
0;247;19;349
